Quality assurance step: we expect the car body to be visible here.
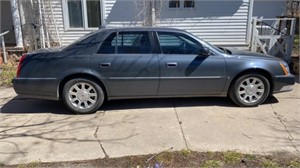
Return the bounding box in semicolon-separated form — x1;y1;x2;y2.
13;27;295;114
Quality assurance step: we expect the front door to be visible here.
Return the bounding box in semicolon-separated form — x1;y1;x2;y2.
156;32;227;96
90;31;159;97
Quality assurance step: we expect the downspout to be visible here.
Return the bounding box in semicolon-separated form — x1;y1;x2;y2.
10;0;24;48
151;0;156;26
100;0;106;27
38;0;45;48
246;0;254;44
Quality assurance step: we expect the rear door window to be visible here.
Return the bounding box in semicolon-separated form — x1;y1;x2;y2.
97;31;152;54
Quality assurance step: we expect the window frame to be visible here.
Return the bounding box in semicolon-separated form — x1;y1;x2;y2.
63;0;102;30
168;0;195;9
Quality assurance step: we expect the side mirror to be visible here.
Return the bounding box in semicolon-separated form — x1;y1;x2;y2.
199;47;211;56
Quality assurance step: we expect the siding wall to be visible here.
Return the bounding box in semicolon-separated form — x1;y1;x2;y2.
42;0;93;46
156;0;250;46
24;0;251;46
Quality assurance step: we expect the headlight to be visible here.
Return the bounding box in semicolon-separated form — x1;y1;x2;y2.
279;61;290;76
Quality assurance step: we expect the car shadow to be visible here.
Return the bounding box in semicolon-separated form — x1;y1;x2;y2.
1;95;279;114
295;74;299;84
0;96;73;115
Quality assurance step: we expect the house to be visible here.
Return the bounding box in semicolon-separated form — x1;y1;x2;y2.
1;0;287;50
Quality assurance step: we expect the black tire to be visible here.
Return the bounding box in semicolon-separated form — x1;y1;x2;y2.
229;74;270;107
62;78;104;114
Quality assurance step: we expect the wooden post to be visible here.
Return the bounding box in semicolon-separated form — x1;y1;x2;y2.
287;18;296;63
250;18;257;52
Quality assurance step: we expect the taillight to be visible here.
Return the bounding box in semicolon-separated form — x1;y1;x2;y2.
17;54;26;78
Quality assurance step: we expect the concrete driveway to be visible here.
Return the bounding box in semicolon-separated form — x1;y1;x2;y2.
0;77;299;165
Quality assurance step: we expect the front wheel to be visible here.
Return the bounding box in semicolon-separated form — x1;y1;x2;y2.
229;74;270;107
62;78;104;114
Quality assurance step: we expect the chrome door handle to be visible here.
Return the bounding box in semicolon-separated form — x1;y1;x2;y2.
166;62;177;67
99;63;111;68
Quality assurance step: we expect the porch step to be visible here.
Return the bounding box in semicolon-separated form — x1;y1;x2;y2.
0;47;25;56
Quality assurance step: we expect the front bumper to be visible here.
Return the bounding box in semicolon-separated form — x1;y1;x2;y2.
273;74;295;93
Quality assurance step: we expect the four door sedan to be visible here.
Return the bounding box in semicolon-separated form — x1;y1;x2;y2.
13;27;295;114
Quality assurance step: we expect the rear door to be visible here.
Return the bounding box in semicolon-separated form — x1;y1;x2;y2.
89;31;159;98
156;31;227;96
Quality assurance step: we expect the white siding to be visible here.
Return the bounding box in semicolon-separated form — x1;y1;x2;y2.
156;0;250;46
40;0;251;46
104;0;144;27
42;0;93;46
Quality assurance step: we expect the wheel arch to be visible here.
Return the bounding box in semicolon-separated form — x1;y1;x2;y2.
227;68;274;96
58;73;108;100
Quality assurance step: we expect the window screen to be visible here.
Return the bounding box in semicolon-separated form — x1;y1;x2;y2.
86;0;101;27
67;0;83;28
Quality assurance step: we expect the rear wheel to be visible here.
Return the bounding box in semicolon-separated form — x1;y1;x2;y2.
229;74;270;107
62;78;104;114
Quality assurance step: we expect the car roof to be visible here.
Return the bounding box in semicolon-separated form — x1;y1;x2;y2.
97;27;187;33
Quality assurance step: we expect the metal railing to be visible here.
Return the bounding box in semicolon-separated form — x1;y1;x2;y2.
0;31;10;64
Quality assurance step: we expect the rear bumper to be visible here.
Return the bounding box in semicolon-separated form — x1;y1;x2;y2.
273;74;295;94
13;78;59;100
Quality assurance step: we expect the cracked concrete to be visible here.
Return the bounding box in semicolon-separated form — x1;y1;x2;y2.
93;124;109;158
172;100;189;150
271;104;300;154
0;79;299;165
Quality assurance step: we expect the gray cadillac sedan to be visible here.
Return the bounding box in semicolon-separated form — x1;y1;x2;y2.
13;27;295;114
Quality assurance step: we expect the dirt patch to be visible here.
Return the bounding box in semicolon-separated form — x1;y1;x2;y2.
4;150;300;168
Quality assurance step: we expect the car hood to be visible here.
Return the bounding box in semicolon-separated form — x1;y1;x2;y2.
224;47;282;61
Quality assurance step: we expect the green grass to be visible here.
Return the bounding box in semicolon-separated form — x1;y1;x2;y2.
223;151;242;164
289;160;300;168
180;149;192;157
261;159;279;168
17;160;41;168
0;62;17;87
155;151;174;165
201;160;222;168
244;154;256;160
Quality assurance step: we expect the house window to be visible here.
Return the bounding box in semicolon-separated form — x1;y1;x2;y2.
169;0;195;9
169;0;180;8
184;0;195;8
86;0;100;27
67;0;83;28
64;0;101;29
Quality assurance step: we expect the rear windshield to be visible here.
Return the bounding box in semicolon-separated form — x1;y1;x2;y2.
62;29;104;50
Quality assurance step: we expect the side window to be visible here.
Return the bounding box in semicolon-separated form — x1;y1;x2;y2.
117;32;152;54
157;32;203;54
98;32;152;54
97;32;117;54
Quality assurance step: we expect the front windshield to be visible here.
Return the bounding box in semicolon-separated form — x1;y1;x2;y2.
189;33;225;54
